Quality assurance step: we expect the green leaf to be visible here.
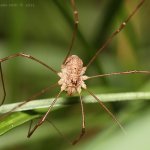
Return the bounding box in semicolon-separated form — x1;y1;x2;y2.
0;92;150;136
0;111;40;136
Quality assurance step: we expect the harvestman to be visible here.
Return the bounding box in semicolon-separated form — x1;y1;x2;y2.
0;0;150;145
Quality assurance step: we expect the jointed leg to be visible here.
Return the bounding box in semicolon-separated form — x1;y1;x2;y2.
72;93;85;145
0;83;58;119
0;63;6;106
28;117;72;144
46;118;71;144
86;88;126;134
87;70;150;80
86;0;145;68
0;53;57;74
0;53;58;106
63;0;79;64
27;91;62;137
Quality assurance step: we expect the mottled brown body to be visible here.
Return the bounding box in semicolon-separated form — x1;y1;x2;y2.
58;55;88;95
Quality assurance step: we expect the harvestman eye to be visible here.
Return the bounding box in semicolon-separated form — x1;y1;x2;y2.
0;0;149;145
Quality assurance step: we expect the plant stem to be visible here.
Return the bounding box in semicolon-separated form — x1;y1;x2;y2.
0;92;150;114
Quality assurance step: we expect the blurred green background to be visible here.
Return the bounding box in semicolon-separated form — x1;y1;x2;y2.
0;0;150;149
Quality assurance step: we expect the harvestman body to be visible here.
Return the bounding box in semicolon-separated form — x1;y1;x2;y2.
58;55;88;95
0;0;150;145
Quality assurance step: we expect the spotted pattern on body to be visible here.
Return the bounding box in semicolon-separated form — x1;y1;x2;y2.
58;55;88;95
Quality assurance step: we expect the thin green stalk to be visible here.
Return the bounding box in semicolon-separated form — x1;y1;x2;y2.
0;92;150;114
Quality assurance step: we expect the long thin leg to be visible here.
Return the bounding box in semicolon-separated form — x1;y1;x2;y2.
87;70;150;80
0;83;58;119
0;53;57;74
28;118;72;144
27;91;62;137
86;88;126;134
63;0;79;64
86;0;145;68
72;93;85;145
28;120;33;136
46;118;72;144
0;63;6;106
